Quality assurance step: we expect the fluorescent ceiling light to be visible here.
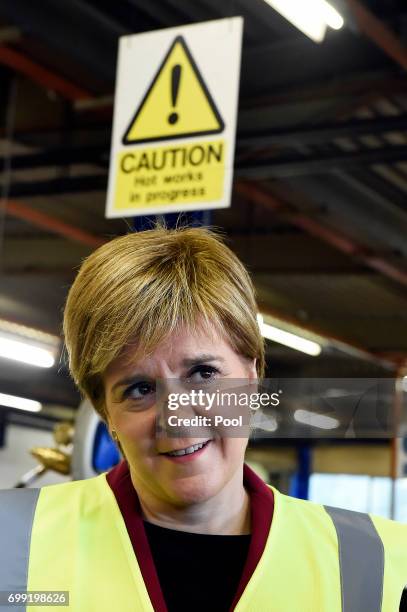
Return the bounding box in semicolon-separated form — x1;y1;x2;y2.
0;335;55;368
323;388;353;398
251;411;278;432
265;0;344;43
294;408;339;429
0;392;42;412
257;314;322;356
320;1;344;29
0;319;59;368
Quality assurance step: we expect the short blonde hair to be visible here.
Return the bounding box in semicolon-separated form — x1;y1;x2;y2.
62;225;265;419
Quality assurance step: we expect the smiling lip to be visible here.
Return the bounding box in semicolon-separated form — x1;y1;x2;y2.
160;440;212;463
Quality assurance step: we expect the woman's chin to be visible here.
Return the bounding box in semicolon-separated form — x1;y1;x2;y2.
165;472;222;506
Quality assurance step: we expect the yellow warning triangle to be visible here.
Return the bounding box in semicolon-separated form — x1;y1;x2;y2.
122;35;224;145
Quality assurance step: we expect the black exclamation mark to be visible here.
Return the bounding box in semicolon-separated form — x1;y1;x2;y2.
168;64;181;125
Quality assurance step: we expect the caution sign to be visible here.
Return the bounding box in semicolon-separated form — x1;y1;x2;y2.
122;36;224;145
106;18;243;218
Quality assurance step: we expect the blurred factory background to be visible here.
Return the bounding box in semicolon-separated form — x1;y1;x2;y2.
0;0;406;520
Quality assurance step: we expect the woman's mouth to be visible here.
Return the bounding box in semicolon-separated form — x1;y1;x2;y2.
160;439;212;462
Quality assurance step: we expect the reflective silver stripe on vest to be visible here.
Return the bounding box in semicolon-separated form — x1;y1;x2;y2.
0;488;40;611
324;505;384;612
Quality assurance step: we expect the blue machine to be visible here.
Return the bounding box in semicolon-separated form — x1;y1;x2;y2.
71;400;120;479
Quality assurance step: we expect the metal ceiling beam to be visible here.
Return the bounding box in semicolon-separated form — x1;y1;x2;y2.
348;168;407;214
2;145;107;170
235;180;407;287
278;173;407;258
1;237;91;271
241;31;388;98
2;0;396;101
229;230;368;269
4;134;407;178
6;200;106;248
0;46;92;101
345;0;407;71
241;72;407;110
164;0;215;23
0;0;126;84
3;123;110;149
331;170;407;233
194;0;260;43
1;1;404;106
251;266;372;274
2;266;78;276
236;145;407;179
5;115;407;164
0;27;22;44
257;301;398;370
15;70;405;118
4;146;407;197
238;115;407;148
7;175;107;198
127;0;184;27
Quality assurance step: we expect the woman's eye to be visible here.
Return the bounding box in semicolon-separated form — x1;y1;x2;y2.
188;365;219;382
123;381;155;400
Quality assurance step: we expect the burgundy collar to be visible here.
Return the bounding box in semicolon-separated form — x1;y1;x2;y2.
106;460;274;611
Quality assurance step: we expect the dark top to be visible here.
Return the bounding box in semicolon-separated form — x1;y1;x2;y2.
401;589;407;612
143;520;251;612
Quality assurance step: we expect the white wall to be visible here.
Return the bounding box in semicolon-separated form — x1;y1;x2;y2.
0;424;69;489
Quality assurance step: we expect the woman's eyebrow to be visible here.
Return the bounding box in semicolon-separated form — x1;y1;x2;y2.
111;373;144;394
181;354;225;367
110;355;225;393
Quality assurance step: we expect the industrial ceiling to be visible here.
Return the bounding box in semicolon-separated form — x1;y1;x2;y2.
0;0;406;427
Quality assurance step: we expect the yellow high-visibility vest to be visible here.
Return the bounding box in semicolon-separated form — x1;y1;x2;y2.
0;472;406;611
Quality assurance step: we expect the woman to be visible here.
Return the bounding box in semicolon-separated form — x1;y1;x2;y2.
0;225;406;612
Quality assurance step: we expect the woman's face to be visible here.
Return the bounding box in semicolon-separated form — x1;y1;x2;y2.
103;322;257;507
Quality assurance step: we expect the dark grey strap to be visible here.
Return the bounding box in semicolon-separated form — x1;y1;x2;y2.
0;488;40;610
324;505;384;612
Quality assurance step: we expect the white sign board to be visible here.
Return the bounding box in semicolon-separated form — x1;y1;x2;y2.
106;18;243;218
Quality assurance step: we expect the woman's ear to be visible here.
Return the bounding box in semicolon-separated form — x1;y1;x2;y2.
105;415;113;437
247;358;257;380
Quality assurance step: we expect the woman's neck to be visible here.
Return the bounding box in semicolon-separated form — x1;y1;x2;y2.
131;467;251;536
